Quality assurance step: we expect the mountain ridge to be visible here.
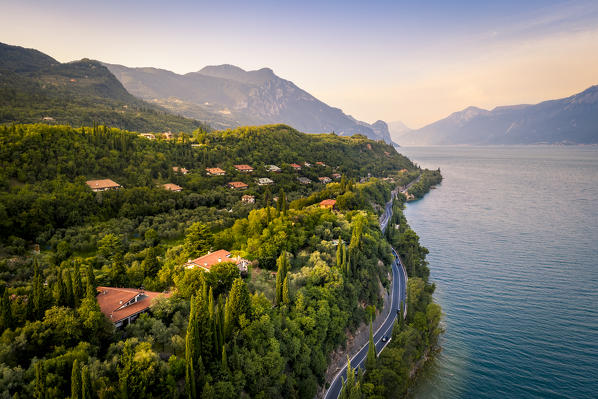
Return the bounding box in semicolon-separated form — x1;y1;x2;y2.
0;42;208;133
104;62;394;143
395;86;598;145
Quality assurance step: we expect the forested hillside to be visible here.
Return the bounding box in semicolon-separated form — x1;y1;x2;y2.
0;43;208;133
0;121;436;398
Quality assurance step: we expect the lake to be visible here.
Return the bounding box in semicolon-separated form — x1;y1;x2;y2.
397;146;598;399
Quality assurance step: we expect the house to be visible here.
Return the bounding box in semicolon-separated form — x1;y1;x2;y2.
289;163;302;171
172;166;189;175
297;177;312;185
140;133;155;140
241;194;255;204
185;249;250;273
318;176;332;184
96;287;170;328
331;173;341;180
234;164;254;173
162;183;182;192
399;169;408;174
257;177;274;186
206;167;226;176
42;116;55;121
86;179;121;192
384;151;390;156
162;131;174;140
320;199;336;209
316;161;326;167
267;165;281;173
404;191;415;201
303;162;312;167
228;181;248;190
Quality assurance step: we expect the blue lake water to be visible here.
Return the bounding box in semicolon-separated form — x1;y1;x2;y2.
396;146;598;399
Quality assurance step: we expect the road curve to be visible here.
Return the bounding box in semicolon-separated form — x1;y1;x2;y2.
324;192;408;399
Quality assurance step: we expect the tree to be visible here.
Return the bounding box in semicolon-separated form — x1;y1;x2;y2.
71;359;82;399
85;264;96;298
366;319;376;371
34;361;45;399
282;276;290;306
109;253;128;287
336;238;343;268
64;269;74;307
73;262;83;307
183;222;213;258
274;252;288;306
32;258;45;319
339;356;361;399
0;288;13;331
81;365;92;399
97;233;122;261
224;278;250;337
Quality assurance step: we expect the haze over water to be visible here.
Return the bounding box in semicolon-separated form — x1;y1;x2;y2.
397;146;598;398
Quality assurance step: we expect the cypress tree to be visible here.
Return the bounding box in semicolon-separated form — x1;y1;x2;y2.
64;270;74;307
224;279;250;337
185;296;200;399
73;262;82;307
274;252;287;306
81;365;92;399
336;238;343;268
32;259;44;319
85;264;96;298
54;270;67;306
0;288;13;331
34;362;45;399
365;319;377;371
341;243;347;273
220;345;230;378
282;276;290;306
71;359;82;399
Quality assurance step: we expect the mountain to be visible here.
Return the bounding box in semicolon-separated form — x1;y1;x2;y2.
395;86;598;145
388;120;412;143
0;42;207;133
104;63;393;143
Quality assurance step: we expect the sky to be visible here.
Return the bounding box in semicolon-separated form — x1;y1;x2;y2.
1;0;598;128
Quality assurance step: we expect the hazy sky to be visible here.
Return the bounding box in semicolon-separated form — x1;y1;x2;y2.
2;0;598;128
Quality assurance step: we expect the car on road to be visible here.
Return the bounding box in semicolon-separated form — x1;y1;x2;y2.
381;336;389;342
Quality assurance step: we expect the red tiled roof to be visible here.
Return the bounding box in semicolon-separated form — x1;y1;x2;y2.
187;249;233;270
96;286;169;323
206;167;226;175
320;199;336;207
163;183;182;191
234;164;253;171
228;181;248;189
289;163;302;168
86;179;121;190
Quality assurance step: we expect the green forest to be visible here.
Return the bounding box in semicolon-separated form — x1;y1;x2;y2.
0;122;441;398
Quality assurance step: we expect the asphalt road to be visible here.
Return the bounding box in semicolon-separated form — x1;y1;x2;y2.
324;193;408;399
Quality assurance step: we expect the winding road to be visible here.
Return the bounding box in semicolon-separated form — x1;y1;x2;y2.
324;190;408;399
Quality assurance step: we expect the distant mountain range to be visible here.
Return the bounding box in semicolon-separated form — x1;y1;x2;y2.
0;42;206;133
395;86;598;145
104;63;393;143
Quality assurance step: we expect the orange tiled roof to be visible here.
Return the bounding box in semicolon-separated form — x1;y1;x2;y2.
289;163;302;168
86;179;120;190
228;181;248;189
320;199;336;206
187;249;233;270
163;183;182;191
96;286;169;323
206;167;226;175
234;164;253;171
